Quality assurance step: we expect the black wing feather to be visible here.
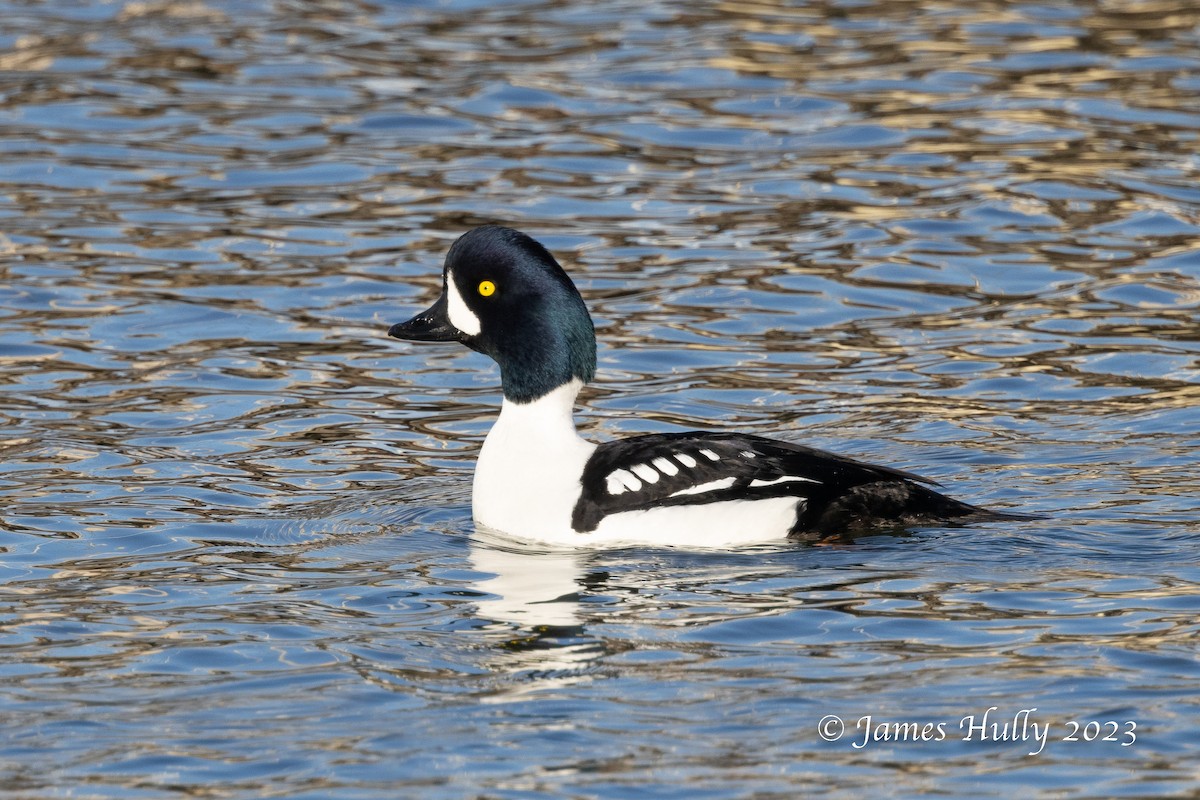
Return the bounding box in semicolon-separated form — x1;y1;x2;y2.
571;431;996;536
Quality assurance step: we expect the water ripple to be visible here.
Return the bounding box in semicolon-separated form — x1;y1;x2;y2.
1;0;1198;797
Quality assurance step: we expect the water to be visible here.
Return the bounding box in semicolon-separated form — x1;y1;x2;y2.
1;0;1198;797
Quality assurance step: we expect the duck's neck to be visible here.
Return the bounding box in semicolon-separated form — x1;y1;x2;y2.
491;379;588;447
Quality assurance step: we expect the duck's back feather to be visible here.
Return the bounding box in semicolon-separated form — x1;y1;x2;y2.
572;431;1002;537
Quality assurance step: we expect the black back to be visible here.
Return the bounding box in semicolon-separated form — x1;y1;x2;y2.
571;431;994;536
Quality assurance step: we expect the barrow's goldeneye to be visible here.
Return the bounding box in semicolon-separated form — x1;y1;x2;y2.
389;225;1028;547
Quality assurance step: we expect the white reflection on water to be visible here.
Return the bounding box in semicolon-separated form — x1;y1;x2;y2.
469;532;586;630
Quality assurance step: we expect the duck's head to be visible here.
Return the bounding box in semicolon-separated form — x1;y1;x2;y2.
389;225;597;403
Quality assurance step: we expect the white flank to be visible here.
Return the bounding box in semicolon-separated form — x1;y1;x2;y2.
588;496;801;547
445;271;481;336
651;456;679;476
750;475;821;488
669;476;736;497
631;463;659;483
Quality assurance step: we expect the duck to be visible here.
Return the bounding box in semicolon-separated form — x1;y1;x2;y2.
388;224;1028;548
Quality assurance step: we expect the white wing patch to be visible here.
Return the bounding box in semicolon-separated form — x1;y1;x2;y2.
750;475;821;488
605;468;643;495
631;463;660;484
603;448;809;499
669;477;736;497
445;271;482;336
651;457;679;476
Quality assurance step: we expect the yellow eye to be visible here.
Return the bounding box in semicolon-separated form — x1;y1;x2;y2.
478;280;496;297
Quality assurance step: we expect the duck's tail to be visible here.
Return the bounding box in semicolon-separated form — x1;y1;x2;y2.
795;479;1042;537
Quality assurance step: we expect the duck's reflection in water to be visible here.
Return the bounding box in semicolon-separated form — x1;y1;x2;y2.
467;528;610;687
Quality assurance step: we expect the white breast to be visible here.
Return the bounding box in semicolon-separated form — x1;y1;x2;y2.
472;381;596;541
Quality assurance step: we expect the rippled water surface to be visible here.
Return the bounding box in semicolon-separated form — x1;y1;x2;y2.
2;0;1199;797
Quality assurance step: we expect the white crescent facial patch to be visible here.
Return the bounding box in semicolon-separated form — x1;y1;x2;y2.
445;271;482;336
